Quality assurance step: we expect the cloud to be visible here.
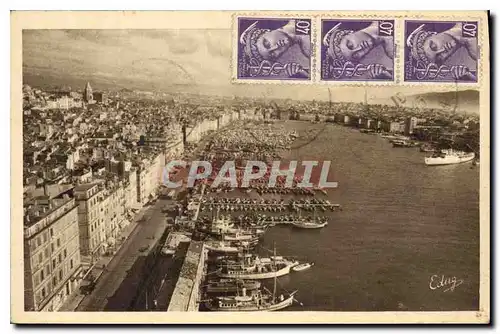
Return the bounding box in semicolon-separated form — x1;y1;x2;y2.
162;30;200;55
205;30;232;58
22;29;235;90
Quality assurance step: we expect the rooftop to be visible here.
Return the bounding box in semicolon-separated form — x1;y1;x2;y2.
24;195;75;230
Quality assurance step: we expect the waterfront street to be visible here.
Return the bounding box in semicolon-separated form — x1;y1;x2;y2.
76;197;173;311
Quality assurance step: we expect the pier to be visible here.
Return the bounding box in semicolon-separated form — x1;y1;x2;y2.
167;241;207;312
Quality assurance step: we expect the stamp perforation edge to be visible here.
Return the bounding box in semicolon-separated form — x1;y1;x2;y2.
230;11;487;88
231;12;318;85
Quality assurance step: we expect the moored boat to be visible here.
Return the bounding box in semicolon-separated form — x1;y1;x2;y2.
222;231;260;242
205;240;255;253
205;279;261;294
291;220;328;229
424;149;475;166
218;256;299;280
392;139;414;148
204;289;297;312
292;262;314;272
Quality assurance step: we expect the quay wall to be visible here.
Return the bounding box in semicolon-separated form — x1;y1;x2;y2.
167;241;207;312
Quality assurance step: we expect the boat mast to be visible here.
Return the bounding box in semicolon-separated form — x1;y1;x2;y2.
273;242;277;303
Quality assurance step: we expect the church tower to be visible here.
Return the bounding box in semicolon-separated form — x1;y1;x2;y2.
84;82;93;103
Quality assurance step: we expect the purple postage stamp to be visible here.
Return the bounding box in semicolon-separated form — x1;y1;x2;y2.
321;20;395;82
237;17;312;80
405;21;479;82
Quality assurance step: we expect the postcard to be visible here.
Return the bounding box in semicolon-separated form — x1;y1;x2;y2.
11;10;490;324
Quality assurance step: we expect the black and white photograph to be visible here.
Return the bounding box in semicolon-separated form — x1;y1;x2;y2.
10;10;490;324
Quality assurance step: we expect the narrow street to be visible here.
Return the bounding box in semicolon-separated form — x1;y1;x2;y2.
76;197;173;311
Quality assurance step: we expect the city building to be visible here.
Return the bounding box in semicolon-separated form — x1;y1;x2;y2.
136;152;164;205
386;121;405;133
23;193;82;311
405;117;419;136
74;182;106;260
93;92;108;104
98;179;125;253
46;95;83;110
83;82;94;103
124;168;139;211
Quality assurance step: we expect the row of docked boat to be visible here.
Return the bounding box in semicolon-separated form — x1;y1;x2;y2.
200;210;330;231
203;197;286;205
254;214;329;229
290;199;340;212
200;197;340;213
202;247;313;311
201;203;288;212
254;186;317;196
204;184;327;196
199;209;321;311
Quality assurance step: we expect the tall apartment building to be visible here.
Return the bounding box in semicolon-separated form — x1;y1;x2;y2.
124;168;139;210
74;183;106;260
136;152;164;205
24;195;82;311
100;180;125;246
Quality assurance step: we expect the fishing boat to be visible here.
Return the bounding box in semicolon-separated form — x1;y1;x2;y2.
292;262;314;272
218;255;299;280
292;220;328;229
222;232;259;242
215;253;255;263
392;139;414;148
204;288;297;312
205;279;261;294
205;240;254;253
291;209;328;229
424;149;475;166
205;241;240;253
206;244;298;311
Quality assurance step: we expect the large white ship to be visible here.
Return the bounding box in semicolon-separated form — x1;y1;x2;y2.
424;149;475;166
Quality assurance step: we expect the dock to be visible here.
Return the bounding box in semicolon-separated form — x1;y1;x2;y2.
166;241;207;312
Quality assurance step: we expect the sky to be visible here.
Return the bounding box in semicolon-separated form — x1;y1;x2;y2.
22;29;476;104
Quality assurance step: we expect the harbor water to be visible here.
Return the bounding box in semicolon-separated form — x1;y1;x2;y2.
258;121;479;311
